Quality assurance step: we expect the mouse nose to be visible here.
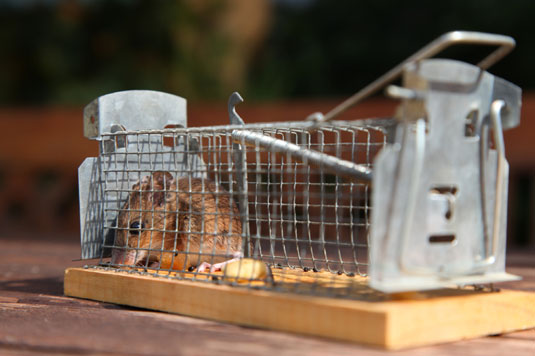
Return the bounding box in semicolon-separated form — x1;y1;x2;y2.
111;248;126;265
111;248;143;266
111;248;138;265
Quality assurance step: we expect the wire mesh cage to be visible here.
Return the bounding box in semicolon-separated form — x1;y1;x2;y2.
83;118;394;298
77;31;523;297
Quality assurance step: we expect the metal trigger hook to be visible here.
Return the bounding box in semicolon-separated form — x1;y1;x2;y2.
228;92;245;126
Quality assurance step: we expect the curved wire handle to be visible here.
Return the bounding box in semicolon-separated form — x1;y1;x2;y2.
309;31;516;123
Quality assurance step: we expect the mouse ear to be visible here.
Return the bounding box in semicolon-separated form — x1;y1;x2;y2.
150;171;175;207
130;175;150;192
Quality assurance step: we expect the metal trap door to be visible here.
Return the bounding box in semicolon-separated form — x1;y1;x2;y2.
369;59;521;292
78;91;207;260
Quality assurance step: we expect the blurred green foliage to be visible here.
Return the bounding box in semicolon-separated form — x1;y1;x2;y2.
1;0;534;105
0;0;230;104
249;0;535;99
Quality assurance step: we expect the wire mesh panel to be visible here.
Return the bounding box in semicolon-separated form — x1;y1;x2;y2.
93;119;394;297
242;125;383;275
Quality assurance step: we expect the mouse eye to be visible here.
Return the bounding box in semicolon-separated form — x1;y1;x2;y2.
129;221;144;235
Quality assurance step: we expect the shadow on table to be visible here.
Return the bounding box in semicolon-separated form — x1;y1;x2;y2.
0;276;64;295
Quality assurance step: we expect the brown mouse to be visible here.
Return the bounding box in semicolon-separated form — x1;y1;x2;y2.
111;171;243;271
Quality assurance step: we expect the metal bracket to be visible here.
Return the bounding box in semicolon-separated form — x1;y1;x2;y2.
369;59;521;292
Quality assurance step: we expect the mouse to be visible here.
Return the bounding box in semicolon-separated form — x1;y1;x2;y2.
110;171;243;272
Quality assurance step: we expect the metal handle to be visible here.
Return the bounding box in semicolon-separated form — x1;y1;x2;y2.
311;31;516;123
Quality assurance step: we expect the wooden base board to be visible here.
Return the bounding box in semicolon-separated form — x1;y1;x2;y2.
64;267;535;350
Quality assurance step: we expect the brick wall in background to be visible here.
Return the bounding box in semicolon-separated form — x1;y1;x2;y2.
0;94;533;246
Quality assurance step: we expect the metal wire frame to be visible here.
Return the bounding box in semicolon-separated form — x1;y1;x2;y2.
94;119;394;296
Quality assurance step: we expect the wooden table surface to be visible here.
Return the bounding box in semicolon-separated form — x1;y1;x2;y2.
1;235;533;356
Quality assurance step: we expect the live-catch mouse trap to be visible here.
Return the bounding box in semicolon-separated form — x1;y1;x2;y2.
64;32;535;349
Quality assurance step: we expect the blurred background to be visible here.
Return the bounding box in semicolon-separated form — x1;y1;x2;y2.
0;0;533;249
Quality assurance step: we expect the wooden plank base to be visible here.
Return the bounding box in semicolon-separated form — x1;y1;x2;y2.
64;267;535;350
